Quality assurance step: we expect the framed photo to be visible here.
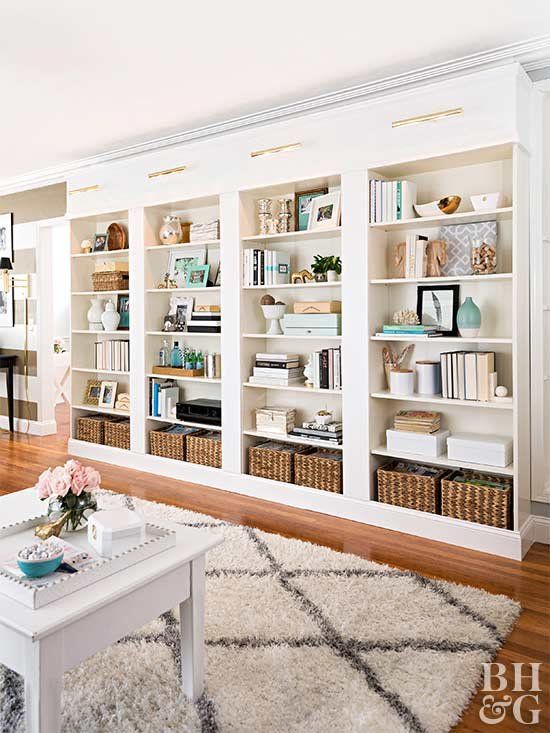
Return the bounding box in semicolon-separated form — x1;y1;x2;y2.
213;262;221;286
186;264;210;288
0;288;14;328
295;188;328;231
0;212;14;262
167;248;206;287
308;192;341;230
99;381;118;409
117;295;130;330
83;379;102;406
416;284;460;336
93;234;109;252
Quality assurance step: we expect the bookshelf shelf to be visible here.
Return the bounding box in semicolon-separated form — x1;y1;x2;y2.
71;249;129;259
243;333;342;341
369;207;513;232
147;415;222;431
370;335;512;344
243;382;342;395
243;281;341;291
72;367;130;376
370;390;513;409
243;429;344;450
72;290;130;296
146;287;221;294
146;331;219;337
146;239;220;251
72;330;127;336
370;274;513;285
72;404;130;417
371;445;514;477
242;226;341;242
146;373;221;384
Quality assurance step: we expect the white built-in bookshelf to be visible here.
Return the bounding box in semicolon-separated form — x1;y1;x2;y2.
67;65;534;559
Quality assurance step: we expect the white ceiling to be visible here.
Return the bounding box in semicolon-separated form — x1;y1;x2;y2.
1;1;550;183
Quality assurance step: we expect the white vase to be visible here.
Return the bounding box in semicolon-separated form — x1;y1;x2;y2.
327;270;339;282
101;300;120;331
261;304;286;335
87;298;104;331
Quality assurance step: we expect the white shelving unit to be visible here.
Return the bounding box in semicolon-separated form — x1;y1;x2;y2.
67;65;534;560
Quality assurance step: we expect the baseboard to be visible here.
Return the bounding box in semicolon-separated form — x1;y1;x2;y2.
0;416;56;436
532;515;550;544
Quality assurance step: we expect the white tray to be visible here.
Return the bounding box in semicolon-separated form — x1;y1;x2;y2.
0;515;176;609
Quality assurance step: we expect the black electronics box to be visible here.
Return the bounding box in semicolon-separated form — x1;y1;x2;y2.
176;399;222;426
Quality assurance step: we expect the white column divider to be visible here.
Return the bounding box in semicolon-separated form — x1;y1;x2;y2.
220;191;242;474
341;170;370;500
129;207;146;454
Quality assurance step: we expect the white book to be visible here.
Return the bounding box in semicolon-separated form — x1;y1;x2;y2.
369;180;375;222
265;249;271;286
401;181;417;220
273;250;291;285
375;181;382;222
256;353;299;361
248;376;304;386
441;353;448;398
415;239;427;279
334;349;341;390
391;181;398;222
253;367;304;377
313;351;321;390
457;352;466;400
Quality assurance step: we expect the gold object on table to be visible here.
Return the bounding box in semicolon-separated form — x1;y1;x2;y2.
34;511;72;540
291;269;314;284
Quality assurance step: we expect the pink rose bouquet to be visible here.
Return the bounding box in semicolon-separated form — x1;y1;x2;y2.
33;460;99;531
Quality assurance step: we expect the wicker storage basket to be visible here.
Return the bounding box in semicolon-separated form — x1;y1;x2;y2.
187;431;222;468
104;418;130;450
249;442;310;484
76;415;108;444
441;470;512;529
149;427;201;461
295;449;343;493
376;461;448;513
91;271;129;292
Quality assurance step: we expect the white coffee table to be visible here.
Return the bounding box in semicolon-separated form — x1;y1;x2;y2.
0;489;222;732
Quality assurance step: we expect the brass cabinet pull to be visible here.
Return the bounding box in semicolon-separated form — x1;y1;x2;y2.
392;108;463;128
250;142;302;158
148;165;187;179
68;184;101;195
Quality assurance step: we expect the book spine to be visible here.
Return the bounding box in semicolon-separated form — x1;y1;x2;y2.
320;350;329;389
396;181;402;220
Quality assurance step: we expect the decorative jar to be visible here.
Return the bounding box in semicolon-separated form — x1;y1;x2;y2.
159;215;183;245
87;297;104;331
101;299;120;331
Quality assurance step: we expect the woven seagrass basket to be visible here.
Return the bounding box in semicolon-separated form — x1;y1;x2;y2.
295;449;342;493
187;432;222;468
376;461;448;513
441;470;512;529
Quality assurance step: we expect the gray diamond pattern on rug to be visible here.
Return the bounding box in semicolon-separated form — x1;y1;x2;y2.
0;492;521;733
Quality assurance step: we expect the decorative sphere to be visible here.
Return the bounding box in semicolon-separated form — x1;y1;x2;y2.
260;294;276;306
495;385;508;398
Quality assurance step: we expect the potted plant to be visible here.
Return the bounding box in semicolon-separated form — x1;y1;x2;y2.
311;255;342;282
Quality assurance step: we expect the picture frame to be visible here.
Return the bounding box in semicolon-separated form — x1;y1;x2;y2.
93;234;109;252
0;212;14;262
83;379;102;406
167;248;206;288
117;295;130;330
295;188;328;231
308;192;341;230
213;262;221;286
99;381;118;409
0;288;14;328
186;264;210;288
416;284;460;336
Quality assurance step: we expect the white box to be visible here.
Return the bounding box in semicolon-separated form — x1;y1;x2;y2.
446;433;513;468
88;509;146;558
386;428;450;457
470;192;506;211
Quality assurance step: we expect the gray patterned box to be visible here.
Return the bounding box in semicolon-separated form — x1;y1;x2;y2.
439;220;497;277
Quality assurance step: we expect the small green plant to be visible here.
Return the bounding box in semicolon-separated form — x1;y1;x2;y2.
311;255;342;275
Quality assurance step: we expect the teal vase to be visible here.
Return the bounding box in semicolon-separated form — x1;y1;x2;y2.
457;296;481;337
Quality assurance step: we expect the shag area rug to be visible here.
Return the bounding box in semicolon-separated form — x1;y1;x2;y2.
0;492;520;733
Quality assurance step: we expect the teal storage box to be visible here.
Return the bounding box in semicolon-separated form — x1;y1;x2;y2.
282;314;341;336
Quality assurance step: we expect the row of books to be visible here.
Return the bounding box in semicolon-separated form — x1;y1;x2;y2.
187;311;221;334
190;219;220;242
441;351;494;401
248;354;303;387
289;420;343;445
243;249;290;287
369;179;416;223
311;348;342;390
393;410;441;434
150;379;179;418
94;339;130;372
402;234;429;279
379;325;441;338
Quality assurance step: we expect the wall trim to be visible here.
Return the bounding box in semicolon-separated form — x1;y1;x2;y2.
0;416;56;436
1;36;549;196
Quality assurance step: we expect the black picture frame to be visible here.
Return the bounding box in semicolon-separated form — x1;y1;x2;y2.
0;212;14;263
416;284;460;336
93;233;109;252
0;287;14;328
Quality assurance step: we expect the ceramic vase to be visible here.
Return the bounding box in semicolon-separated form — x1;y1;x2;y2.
327;270;339;282
261;304;286;335
159;215;183;245
101;299;120;331
87;298;104;331
457;296;481;337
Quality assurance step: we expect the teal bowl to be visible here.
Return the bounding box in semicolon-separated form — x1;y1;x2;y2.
17;552;64;578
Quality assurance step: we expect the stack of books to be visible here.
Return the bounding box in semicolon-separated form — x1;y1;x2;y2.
378;325;441;338
94;340;130;372
289;420;343;445
311;348;342;390
187;309;221;334
190;220;220;242
248;354;304;387
150;379;179;418
369;180;417;223
403;234;429;279
393;410;441;434
243;249;290;286
441;351;496;402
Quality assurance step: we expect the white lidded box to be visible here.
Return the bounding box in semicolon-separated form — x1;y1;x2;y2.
256;406;295;435
88;509;146;558
446;433;513;467
387;428;450;457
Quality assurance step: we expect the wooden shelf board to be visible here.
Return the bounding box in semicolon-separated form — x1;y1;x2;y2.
72;290;129;296
242;226;341;242
147;415;222;431
369;207;513;232
243;281;341;290
243;382;342;395
146;240;220;251
371;335;512;344
146;287;221;294
371;446;514;476
370;273;513;285
72;368;130;376
243;429;343;451
71;249;129;259
72;404;130;417
72;330;128;336
146;372;221;384
371;390;513;410
243;333;341;340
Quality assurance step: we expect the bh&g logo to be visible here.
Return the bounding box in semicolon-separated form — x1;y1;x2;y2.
479;663;542;725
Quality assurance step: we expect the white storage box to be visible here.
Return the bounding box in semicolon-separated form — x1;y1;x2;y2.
446;433;513;468
282;313;341;336
88;509;146;558
387;428;450;457
255;406;295;435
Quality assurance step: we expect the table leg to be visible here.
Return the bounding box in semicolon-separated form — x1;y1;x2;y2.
180;555;206;701
24;636;62;733
7;365;14;432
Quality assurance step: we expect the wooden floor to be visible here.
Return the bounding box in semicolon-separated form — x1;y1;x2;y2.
0;404;548;732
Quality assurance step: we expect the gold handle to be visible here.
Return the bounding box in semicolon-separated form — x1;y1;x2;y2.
147;165;187;179
250;142;302;158
68;184;101;195
392;108;463;128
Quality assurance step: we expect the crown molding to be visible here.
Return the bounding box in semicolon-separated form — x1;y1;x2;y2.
2;34;550;197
